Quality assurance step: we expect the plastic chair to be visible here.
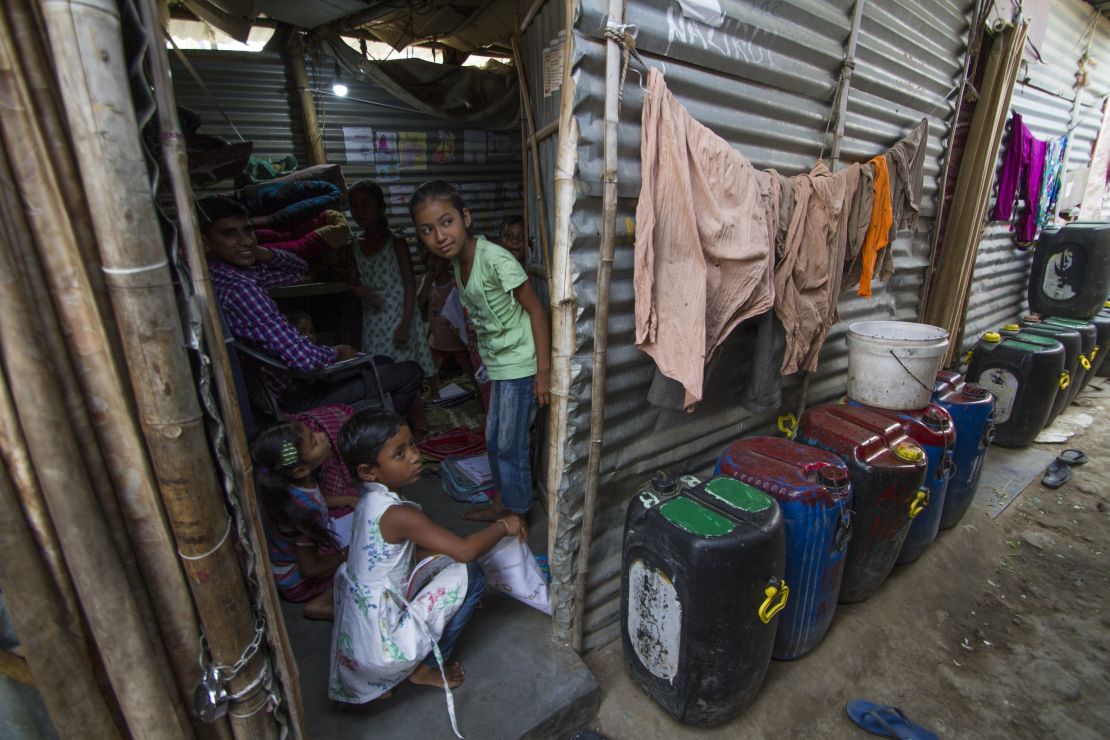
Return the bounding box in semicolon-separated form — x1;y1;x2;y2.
230;340;393;424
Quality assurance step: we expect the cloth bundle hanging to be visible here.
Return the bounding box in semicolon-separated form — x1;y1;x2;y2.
635;69;929;409
990;113;1067;244
634;68;780;409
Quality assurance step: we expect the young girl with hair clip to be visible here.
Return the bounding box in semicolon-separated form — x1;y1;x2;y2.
408;181;550;523
347;179;436;379
252;422;348;620
329;409;527;710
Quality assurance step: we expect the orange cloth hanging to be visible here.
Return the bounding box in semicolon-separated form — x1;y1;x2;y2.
858;155;892;297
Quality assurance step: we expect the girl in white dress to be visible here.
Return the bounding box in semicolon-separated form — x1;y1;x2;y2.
330;409;527;710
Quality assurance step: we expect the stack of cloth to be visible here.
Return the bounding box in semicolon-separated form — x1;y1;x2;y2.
440;455;493;504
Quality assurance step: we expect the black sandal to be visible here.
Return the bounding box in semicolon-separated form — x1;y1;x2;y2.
1057;449;1088;466
1042;460;1074;489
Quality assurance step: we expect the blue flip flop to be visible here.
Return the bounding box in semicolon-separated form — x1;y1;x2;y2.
846;700;938;740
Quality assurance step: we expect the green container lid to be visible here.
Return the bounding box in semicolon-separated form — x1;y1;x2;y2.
660;496;736;537
702;477;773;513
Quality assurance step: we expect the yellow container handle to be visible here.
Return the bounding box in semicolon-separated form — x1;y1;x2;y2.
1059;371;1071;390
909;489;929;519
758;580;789;624
1080;354;1091;371
777;413;797;440
1092;346;1100;360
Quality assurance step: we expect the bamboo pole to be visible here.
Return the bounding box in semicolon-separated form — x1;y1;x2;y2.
922;22;1028;360
0;460;123;739
40;1;276;736
0;158;189;740
512;32;554;296
4;2;213;724
569;0;623;654
138;0;307;734
546;0;580;641
0;7;193;737
919;0;987;319
286;33;327;165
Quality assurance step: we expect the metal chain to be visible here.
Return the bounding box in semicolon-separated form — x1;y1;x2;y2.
198;617;267;679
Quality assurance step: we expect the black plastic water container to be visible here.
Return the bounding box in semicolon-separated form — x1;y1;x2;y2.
622;474;785;726
1089;310;1110;378
1028;222;1110;319
966;332;1065;447
1100;305;1110;377
1042;316;1098;395
1013;324;1077;422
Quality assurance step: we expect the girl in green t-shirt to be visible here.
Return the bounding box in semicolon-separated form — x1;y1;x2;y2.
409;181;550;521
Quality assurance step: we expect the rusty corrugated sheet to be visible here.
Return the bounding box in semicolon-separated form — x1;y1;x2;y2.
549;0;975;649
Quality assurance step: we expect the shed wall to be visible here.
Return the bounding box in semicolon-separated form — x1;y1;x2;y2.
552;0;976;649
169;49;524;259
962;2;1110;350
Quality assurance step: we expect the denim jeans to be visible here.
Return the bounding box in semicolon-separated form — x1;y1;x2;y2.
423;561;484;666
486;376;538;514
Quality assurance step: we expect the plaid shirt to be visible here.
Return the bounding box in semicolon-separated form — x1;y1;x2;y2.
210;249;336;394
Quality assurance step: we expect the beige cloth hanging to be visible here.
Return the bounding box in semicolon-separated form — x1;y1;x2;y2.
634;68;780;409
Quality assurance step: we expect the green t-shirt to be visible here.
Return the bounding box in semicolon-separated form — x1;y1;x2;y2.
453;237;536;380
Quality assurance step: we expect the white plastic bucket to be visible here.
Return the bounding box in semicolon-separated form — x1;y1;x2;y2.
846;321;949;410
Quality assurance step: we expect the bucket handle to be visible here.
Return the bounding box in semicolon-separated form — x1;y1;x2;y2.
888;350;937;396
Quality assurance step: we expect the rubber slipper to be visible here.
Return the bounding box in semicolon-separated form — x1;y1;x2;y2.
1041;460;1073;490
1056;449;1088;466
845;700;938;740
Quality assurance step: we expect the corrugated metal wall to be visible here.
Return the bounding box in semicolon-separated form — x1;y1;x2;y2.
169;51;307;163
549;0;975;649
962;2;1110;350
170;49;524;264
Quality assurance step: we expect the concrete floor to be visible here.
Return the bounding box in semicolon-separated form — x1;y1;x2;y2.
282;475;599;739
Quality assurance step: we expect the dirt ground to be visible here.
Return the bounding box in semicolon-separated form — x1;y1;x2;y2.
583;378;1110;739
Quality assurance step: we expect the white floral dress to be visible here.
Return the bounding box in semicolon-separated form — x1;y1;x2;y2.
354;233;437;375
329;482;469;704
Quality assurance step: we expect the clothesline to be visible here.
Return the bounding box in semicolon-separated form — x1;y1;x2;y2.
634;68;928;411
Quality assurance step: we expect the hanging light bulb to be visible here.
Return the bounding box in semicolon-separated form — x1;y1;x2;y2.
331;61;348;97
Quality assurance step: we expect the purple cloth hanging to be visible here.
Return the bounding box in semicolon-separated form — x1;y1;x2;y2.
1018;137;1047;242
991;113;1031;222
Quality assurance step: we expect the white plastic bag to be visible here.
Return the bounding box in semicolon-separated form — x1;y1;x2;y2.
478;537;552;615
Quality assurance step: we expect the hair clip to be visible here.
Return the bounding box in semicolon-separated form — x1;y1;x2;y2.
280;440;299;467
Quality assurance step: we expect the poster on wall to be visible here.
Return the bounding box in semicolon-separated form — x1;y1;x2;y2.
343;126;375;163
464;130;487;163
374;131;399;164
503;181;523;204
487;132;515;158
375;164;401;182
433;130;457;164
543;33;565;97
388;184;416;209
399;132;428;170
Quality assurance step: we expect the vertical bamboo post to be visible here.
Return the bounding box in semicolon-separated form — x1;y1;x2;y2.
4;1;214;723
0;458;123;738
139;0;307;734
546;0;580;640
285;33;327;165
512;32;554;294
40;1;277;736
569;0;622;654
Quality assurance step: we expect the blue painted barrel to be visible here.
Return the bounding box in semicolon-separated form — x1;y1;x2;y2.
716;437;851;660
932;371;995;530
